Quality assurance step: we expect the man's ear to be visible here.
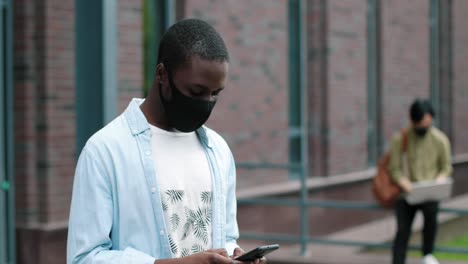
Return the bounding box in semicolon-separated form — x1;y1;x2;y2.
155;63;167;84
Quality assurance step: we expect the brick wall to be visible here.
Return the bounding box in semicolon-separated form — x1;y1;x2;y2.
13;1;144;263
43;0;76;224
14;0;41;226
326;0;368;175
118;0;144;112
14;0;75;226
11;0;468;263
183;0;290;188
453;0;468;155
306;0;328;177
381;0;430;147
14;0;144;225
14;0;75;263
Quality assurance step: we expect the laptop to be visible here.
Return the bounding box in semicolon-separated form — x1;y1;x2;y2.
404;178;453;205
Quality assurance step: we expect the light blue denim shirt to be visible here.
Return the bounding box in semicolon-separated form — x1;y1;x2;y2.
67;98;239;264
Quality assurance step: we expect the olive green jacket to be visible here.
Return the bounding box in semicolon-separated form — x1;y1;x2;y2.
389;126;452;183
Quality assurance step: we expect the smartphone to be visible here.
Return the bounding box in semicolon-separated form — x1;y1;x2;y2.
235;244;280;262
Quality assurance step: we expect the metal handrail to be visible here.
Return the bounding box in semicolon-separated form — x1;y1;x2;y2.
238;198;468;255
238;198;468;215
239;232;468;255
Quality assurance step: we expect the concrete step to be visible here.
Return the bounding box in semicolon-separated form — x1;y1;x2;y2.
267;245;467;264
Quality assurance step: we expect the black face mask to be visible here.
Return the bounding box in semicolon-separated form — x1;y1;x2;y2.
159;73;216;132
414;127;429;137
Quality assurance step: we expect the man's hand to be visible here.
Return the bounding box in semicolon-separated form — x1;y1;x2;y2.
183;248;242;264
155;248;243;264
398;178;413;193
232;247;267;264
435;175;448;183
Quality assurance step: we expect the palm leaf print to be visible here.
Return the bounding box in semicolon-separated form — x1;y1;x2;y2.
201;207;212;225
182;208;197;240
182;207;211;245
201;191;212;204
161;199;168;211
166;190;184;204
181;248;190;257
170;213;180;232
186;207;197;220
194;216;208;245
182;221;192;241
191;244;204;254
168;235;178;255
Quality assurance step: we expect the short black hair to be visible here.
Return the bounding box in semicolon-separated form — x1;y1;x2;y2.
410;99;435;123
157;19;229;73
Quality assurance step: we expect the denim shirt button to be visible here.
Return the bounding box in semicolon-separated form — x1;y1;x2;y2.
159;230;164;236
151;187;156;193
145;150;151;156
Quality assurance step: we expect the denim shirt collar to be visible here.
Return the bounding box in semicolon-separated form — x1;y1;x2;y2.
124;98;213;148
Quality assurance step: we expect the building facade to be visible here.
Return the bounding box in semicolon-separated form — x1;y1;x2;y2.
2;0;468;263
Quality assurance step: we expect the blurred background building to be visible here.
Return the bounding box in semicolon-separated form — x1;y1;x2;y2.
1;0;468;263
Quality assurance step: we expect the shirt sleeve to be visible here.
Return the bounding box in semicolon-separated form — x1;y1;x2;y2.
389;134;405;183
438;134;453;177
67;145;156;264
224;151;240;256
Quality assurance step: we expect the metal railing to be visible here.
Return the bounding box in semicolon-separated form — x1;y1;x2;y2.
237;196;468;256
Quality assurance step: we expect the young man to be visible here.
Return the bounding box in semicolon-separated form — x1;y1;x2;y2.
67;19;265;264
389;99;453;264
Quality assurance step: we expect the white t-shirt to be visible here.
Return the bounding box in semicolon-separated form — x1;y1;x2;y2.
150;125;213;257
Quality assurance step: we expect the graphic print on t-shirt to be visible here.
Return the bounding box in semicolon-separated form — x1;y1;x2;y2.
149;124;213;257
162;189;213;257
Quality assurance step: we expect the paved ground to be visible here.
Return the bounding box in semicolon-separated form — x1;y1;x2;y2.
257;194;468;264
268;245;467;264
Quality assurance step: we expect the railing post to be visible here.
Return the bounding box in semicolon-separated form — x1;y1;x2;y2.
299;0;309;256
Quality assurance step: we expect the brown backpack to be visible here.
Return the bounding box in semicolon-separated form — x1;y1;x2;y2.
372;130;408;208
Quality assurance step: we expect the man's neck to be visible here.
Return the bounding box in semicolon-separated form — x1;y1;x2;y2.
140;88;172;131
